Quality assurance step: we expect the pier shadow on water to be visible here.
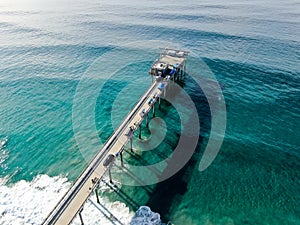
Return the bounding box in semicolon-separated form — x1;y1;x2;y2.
124;75;214;222
102;74;220;223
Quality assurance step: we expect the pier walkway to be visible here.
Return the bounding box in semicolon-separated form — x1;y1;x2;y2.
42;48;188;225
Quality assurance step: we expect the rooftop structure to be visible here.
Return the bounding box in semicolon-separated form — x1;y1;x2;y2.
149;48;189;79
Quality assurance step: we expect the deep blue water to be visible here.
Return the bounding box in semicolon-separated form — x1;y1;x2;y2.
0;0;299;224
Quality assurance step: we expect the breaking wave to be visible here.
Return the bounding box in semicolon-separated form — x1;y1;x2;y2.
0;174;165;225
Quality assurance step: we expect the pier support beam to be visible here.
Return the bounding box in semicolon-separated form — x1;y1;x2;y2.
95;189;100;204
79;211;84;225
108;167;113;184
152;104;156;118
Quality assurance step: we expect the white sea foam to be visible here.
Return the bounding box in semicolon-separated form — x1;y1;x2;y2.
0;174;164;225
130;206;163;225
0;175;70;225
0;137;8;149
0;136;9;171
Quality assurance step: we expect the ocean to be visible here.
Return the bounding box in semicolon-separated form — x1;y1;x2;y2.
0;0;299;224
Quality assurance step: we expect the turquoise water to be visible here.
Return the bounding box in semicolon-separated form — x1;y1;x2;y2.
0;0;299;224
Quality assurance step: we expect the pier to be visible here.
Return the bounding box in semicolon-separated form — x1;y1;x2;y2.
42;48;188;225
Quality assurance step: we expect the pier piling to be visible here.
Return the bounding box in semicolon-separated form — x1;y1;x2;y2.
138;125;142;139
120;151;124;166
158;97;161;109
130;137;133;153
146;113;149;128
95;189;100;204
108;167;113;184
79;211;84;225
